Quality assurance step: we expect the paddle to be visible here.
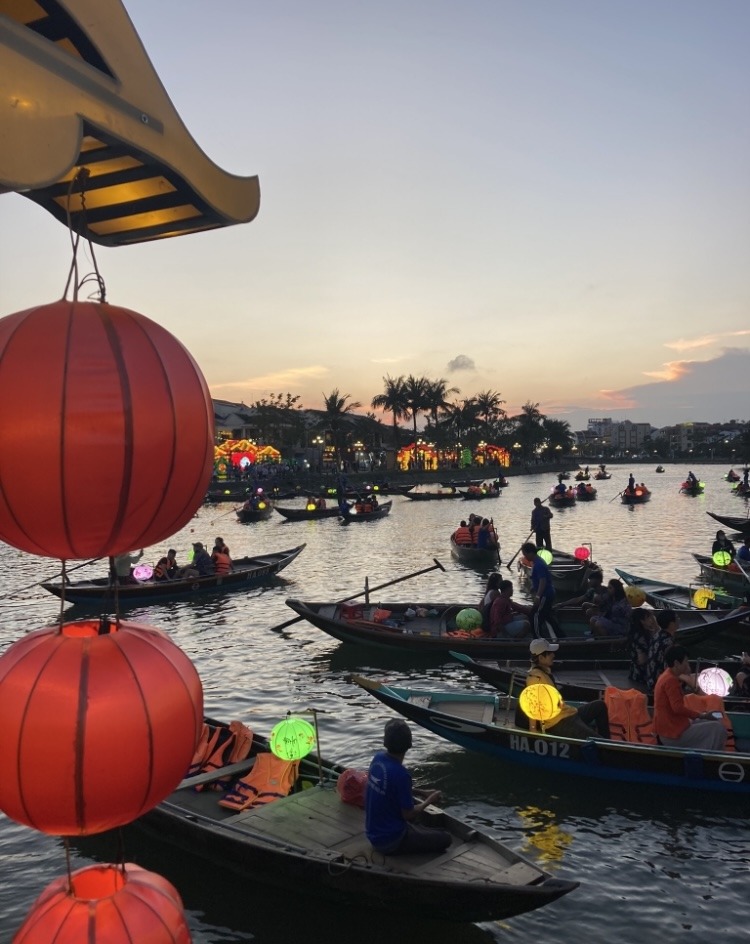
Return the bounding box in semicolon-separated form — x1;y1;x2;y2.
0;556;103;600
506;497;550;571
269;558;446;633
608;490;624;504
209;504;242;526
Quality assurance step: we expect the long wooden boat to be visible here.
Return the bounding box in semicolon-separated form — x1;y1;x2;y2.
450;535;500;568
354;678;750;794
42;545;306;606
403;489;462;501
459;488;501;500
134;721;577;922
693;553;750;594
236;503;275;523
340;500;392;522
275;504;341;521
621;487;651;504
450;651;750;707
517;549;599;595
283;598;747;659
614;567;743;611
707;511;750;535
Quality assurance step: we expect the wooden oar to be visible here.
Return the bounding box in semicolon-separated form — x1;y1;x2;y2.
608;490;624;504
0;556;103;600
269;558;446;633
209;504;242;526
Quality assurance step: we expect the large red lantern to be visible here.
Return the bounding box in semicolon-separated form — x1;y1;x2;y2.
0;619;202;835
0;299;213;559
13;863;191;943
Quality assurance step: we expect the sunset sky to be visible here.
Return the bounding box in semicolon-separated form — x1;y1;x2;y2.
1;0;748;430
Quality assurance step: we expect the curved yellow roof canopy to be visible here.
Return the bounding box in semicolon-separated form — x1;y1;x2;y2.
0;0;260;246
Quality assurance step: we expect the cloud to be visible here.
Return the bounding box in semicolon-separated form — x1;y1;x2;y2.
211;365;330;391
447;354;476;372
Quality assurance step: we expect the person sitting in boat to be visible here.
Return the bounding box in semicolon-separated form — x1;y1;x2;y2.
576;482;587;497
653;646;727;751
182;542;215;579
558;568;606;617
314;495;327;510
712;530;736;561
589;579;631;637
211;539;232;576
476;518;498;550
729;636;750;695
737;536;750;565
365;719;451;856
515;639;610;738
584;483;595;495
628;608;658;685
687;471;698;487
154;548;178;581
479;573;501;631
112;548;143;585
488;580;532;639
645;609;697;693
555;478;567;495
565;486;576;500
453;520;473;546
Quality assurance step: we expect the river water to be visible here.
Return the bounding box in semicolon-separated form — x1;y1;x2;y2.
1;463;748;942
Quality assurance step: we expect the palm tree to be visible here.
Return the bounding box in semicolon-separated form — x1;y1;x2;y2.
322;389;362;467
423;378;460;427
442;397;480;453
371;375;408;449
474;389;506;440
511;401;546;459
402;375;429;470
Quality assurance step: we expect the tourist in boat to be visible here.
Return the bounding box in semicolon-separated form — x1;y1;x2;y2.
712;530;736;561
737;536;750;565
211;539;233;575
479;572;502;632
476;518;498;550
729;639;750;695
644;609;696;693
530;497;553;550
686;471;698;487
314;495;327;510
520;543;563;637
154;548;178;581
182;542;215;579
576;482;587;498
559;568;606;617
365;719;451;855
488;580;533;638
628;608;658;684
589;578;631;637
453;519;473;546
628;472;636;492
515;639;610;738
112;548;143;585
653;646;727;751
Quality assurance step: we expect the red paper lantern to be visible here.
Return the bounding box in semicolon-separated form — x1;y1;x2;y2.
14;863;191;943
0;299;213;558
574;546;590;560
0;619;202;835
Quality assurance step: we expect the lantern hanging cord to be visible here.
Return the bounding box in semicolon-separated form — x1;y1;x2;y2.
62;169;107;304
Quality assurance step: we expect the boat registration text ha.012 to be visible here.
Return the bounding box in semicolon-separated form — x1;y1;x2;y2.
509;734;570;758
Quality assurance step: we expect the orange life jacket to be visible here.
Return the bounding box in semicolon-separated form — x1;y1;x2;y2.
187;720;254;790
453;526;472;546
604;687;657;744
218;753;300;811
212;550;231;575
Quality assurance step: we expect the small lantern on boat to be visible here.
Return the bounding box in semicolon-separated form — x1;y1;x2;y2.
538;549;553;565
0;618;202;835
519;683;562;724
269;717;316;761
624;586;646;607
697;667;733;697
574;547;590;561
13;863;191;943
712;550;732;567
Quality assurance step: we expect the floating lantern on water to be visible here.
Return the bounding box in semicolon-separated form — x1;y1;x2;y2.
269;717;317;761
0;300;214;559
518;684;562;724
13;863;191;943
697;667;733;697
0;618;202;835
624;586;646;607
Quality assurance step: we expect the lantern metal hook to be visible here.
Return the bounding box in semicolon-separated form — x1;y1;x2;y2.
62;168;107;304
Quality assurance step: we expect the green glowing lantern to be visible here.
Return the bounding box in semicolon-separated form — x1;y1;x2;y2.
455;608;483;631
269;717;316;761
518;683;562;723
712;550;732;567
538;549;553;564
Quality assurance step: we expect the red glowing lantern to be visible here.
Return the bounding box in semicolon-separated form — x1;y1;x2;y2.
0;300;213;559
573;546;590;560
0;619;202;835
14;863;191;943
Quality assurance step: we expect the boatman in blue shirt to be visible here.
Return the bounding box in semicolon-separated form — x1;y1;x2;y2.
521;542;564;638
365;719;451;856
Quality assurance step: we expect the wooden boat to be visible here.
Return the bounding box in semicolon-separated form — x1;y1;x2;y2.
450;535;500;568
574;471;590;481
726;470;741;483
450;651;750;707
548;491;577;508
275;504;341;521
458;485;501;500
679;480;705;495
354;678;750;794
42;545;307;606
403;488;462;501
440;479;484;488
134;722;577;922
615;567;743;611
655;466;665;473
574;486;597;501
707;511;750;535
236;502;275;523
339;500;392;522
517;549;599;595
621;487;651;504
732;483;750;498
593;468;611;480
693;553;750;594
283;599;746;659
